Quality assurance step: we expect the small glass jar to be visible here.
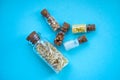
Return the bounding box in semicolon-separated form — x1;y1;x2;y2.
63;36;87;50
54;22;70;46
41;9;60;31
72;24;95;33
26;31;69;73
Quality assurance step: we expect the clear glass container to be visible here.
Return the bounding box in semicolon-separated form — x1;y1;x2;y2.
64;36;87;50
26;31;69;73
72;24;95;33
54;22;70;46
64;39;80;50
47;16;60;31
41;9;60;31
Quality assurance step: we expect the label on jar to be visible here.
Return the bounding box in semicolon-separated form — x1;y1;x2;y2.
63;39;79;50
72;24;87;33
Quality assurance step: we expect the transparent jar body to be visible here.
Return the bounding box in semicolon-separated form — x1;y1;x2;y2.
63;39;79;51
33;39;68;73
47;16;60;31
72;24;87;33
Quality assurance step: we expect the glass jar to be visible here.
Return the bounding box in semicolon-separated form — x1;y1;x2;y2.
41;9;60;31
72;24;95;33
54;22;70;46
64;35;87;50
26;31;69;73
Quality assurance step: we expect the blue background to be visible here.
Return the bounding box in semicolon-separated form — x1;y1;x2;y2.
0;0;120;80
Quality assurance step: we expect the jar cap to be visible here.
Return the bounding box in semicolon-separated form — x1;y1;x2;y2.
41;9;50;18
26;31;40;44
78;35;87;44
61;22;70;33
87;24;95;31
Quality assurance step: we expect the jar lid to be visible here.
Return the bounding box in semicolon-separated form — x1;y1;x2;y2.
61;22;70;33
78;35;87;44
41;9;50;18
87;24;96;31
26;31;40;44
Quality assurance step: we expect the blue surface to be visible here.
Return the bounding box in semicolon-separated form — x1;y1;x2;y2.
0;0;120;80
